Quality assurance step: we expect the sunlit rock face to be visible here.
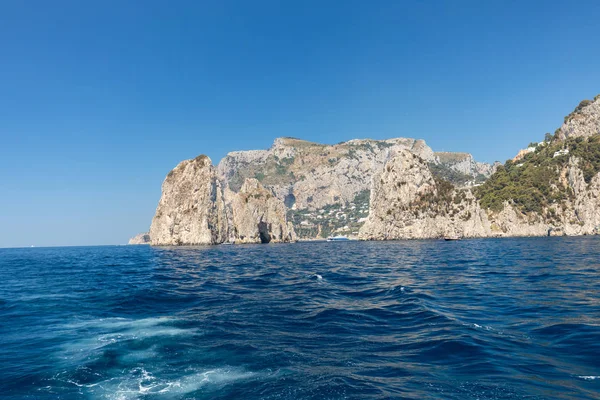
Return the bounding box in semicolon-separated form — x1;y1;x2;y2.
149;156;294;246
215;137;492;239
217;137;492;212
359;150;490;240
557;96;600;140
359;150;600;241
147;95;600;244
150;155;229;246
128;233;150;245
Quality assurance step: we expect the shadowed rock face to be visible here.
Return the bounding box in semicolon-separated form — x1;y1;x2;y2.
257;222;271;243
225;178;296;244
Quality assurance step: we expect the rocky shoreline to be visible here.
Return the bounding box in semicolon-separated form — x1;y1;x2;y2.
132;95;600;245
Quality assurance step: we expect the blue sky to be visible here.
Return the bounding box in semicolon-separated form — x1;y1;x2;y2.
1;0;599;247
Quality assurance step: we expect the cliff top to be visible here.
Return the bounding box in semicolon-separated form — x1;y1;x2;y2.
271;136;417;150
564;94;600;124
435;152;472;162
557;94;600;140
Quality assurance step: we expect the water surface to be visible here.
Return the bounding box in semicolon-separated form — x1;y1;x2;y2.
1;237;599;399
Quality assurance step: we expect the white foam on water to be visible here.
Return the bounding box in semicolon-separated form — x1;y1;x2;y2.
66;379;101;388
18;293;79;301
53;317;274;398
62;316;175;331
57;317;198;363
468;322;494;331
578;375;599;380
83;366;263;400
119;346;159;363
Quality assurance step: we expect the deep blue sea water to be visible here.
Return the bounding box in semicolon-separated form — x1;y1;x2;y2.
1;238;599;399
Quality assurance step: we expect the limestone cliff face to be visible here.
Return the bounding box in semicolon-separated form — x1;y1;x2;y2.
150;156;228;245
128;232;151;245
434;152;494;178
226;179;296;244
149;156;295;246
557;96;600;140
217;137;491;211
359;150;600;240
563;157;600;235
146;94;600;244
215;137;492;238
359;150;490;240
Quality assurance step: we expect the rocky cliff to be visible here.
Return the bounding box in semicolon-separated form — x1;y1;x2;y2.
145;94;599;244
218;137;491;210
217;137;492;239
150;155;229;245
359;150;491;240
359;147;600;240
361;95;600;240
434;152;494;179
557;95;600;140
128;232;151;245
149;155;295;245
226;179;296;244
147;136;491;244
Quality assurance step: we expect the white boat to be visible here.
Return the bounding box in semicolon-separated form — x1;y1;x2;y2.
444;236;461;241
327;236;350;242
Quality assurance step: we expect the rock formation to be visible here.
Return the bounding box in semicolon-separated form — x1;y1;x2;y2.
360;133;600;240
557;95;600;140
226;179;296;244
434;152;494;178
215;136;492;239
150;155;228;245
359;150;491;240
128;232;151;245
149;155;295;245
218;137;491;212
144;93;600;245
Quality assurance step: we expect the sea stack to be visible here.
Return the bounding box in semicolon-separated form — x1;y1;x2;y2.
149;155;296;245
150;155;229;245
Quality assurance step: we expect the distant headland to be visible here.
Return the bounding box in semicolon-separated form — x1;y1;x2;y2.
132;95;600;245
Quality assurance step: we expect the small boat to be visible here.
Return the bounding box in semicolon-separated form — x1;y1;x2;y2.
327;236;350;242
444;236;461;241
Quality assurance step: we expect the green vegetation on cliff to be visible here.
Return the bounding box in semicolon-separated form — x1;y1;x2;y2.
228;154;298;191
475;134;600;214
428;163;486;186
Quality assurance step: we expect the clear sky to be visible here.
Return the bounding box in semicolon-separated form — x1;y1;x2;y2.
1;0;599;247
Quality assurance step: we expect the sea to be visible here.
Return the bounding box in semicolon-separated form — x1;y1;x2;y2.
1;237;599;399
